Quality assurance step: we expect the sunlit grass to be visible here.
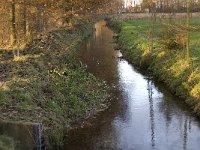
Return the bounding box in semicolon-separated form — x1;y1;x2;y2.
0;42;27;51
13;54;41;62
112;17;200;115
121;18;200;65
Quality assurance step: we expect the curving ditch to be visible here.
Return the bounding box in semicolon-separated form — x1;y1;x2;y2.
64;21;200;150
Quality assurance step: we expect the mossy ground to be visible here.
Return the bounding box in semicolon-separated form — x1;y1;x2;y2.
0;22;109;145
107;18;200;116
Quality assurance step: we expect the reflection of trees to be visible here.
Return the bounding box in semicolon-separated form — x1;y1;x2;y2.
183;116;192;150
147;80;155;147
158;95;174;132
155;82;196;149
183;117;188;150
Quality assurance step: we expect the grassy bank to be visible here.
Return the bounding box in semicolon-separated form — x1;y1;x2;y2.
0;22;108;146
0;135;15;150
107;18;200;116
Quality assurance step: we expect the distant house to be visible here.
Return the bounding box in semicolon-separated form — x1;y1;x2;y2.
125;0;143;12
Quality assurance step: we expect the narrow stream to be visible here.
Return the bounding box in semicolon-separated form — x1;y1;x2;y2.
64;21;200;150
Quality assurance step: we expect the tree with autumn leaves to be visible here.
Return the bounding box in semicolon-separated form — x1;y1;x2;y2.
0;0;123;53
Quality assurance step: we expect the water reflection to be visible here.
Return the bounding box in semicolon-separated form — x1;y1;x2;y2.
77;21;118;84
65;21;200;150
183;117;188;150
147;80;155;147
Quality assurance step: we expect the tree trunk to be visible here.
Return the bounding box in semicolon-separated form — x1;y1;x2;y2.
10;0;16;47
36;4;42;32
10;0;17;58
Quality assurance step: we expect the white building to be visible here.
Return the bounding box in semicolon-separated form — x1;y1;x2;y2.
124;0;143;8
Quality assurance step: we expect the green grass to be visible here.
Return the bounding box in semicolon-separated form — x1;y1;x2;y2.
119;18;200;64
108;17;200;116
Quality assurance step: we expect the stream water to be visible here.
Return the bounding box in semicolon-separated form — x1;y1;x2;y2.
64;21;200;150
